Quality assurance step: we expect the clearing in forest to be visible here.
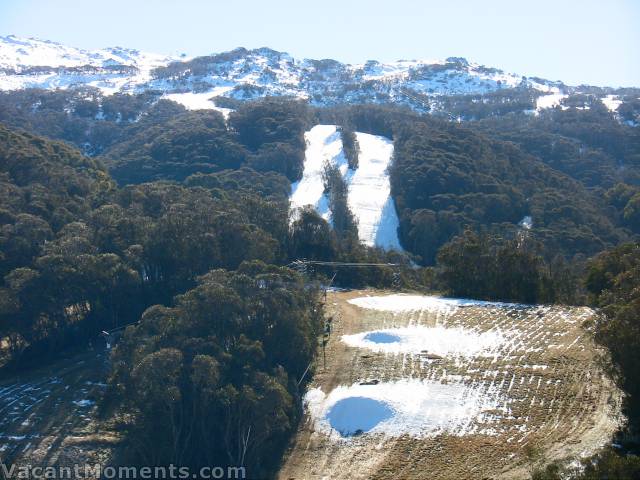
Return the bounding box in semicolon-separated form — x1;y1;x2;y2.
279;290;624;480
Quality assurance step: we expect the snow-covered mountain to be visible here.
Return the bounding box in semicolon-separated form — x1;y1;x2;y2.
0;35;180;94
0;36;569;106
0;35;634;118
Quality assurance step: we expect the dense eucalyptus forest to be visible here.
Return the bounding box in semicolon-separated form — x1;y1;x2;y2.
0;88;639;477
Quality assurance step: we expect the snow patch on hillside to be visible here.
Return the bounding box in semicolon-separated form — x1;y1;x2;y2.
163;86;235;119
602;94;622;112
348;294;519;312
536;92;567;111
289;125;402;250
342;326;504;357
305;379;499;438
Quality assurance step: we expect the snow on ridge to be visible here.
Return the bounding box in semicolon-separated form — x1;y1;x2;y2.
0;35;569;102
0;35;178;94
0;35;175;71
289;125;403;250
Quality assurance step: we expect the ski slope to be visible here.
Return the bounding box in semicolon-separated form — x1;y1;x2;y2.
348;133;402;249
290;125;345;221
305;378;498;438
280;289;623;480
289;125;402;250
163;86;235;119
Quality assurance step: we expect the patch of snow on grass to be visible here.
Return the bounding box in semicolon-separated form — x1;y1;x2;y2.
342;326;504;357
348;294;518;312
305;379;498;438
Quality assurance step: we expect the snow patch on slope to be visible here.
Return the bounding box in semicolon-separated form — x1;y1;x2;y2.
163;86;235;119
342;326;504;357
536;92;567;112
289;125;402;250
602;94;622;112
305;379;499;438
348;294;519;312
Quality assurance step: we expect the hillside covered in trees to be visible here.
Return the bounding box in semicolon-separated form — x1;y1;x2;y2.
0;121;406;476
0;88;639;477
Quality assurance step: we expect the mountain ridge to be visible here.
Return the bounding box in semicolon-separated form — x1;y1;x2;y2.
1;34;616;113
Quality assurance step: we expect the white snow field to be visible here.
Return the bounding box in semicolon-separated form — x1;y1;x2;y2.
305;379;498;438
290;125;345;222
342;325;504;357
347;293;518;312
0;35;178;93
536;92;567;112
289;125;402;250
602;94;622;112
347;133;402;249
163;86;235;119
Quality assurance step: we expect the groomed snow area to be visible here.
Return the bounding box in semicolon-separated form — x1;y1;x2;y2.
342;326;504;357
163;86;235;119
347;293;517;312
305;379;498;438
347;132;402;250
301;293;535;439
290;125;344;221
289;125;402;250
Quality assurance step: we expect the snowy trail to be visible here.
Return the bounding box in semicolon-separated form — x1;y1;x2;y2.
289;125;402;250
346;133;402;249
290;125;346;221
163;86;235;119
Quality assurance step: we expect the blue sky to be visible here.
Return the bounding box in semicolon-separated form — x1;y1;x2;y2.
1;0;638;87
